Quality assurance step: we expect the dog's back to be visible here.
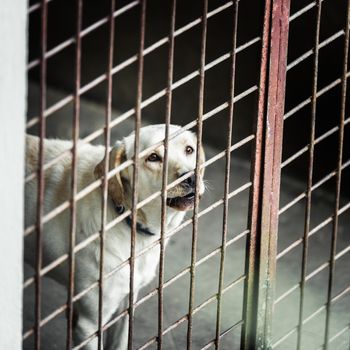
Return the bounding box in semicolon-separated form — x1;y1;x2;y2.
24;135;105;270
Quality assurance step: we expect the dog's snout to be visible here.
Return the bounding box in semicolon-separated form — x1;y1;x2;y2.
179;172;196;187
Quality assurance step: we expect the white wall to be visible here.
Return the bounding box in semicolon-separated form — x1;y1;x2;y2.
0;0;27;348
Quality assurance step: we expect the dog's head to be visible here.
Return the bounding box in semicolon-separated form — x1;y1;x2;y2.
95;124;205;211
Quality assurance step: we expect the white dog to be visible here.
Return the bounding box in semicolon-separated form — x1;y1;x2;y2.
25;124;205;349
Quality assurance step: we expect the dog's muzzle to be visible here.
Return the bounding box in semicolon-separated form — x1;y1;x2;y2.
166;172;199;211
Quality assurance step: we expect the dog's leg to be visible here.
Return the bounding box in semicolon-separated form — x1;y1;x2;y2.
73;312;100;350
73;292;107;350
105;291;139;350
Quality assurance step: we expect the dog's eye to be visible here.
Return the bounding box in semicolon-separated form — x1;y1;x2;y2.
185;146;194;155
147;153;161;162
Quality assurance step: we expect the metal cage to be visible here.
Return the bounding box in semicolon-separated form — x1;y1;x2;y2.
23;0;350;349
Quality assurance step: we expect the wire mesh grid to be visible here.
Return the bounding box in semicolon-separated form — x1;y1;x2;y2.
23;0;350;349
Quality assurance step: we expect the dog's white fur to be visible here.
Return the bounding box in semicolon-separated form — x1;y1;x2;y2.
25;124;205;349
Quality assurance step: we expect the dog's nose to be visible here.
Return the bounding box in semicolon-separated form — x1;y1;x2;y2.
179;172;196;188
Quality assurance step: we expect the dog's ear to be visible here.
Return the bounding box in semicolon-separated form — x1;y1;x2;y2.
199;144;206;177
94;143;126;207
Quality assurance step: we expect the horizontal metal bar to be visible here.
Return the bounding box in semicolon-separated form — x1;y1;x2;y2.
28;1;140;70
272;326;297;349
23;302;68;340
277;200;350;260
279;159;350;215
24;179;251;293
284;71;350;121
136;275;246;350
287;29;344;71
72;275;246;350
131;229;249;313
200;320;244;350
24;179;251;300
27;1;234;72
25;75;257;184
24;227;249;342
27;178;248;294
26;32;259;133
316;323;350;349
274;243;350;305
28;0;53;14
24;121;255;239
274;284;300;306
273;285;350;348
303;286;350;325
289;0;324;22
281;117;350;168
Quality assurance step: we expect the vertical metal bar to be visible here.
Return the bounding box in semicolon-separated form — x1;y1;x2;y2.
254;1;290;347
241;0;272;347
296;2;322;349
35;0;48;348
128;1;146;348
187;0;208;348
158;0;176;349
66;0;83;348
214;1;239;349
97;0;116;348
241;1;291;349
324;1;350;348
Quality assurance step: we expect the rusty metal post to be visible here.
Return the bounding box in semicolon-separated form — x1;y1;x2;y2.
241;0;290;349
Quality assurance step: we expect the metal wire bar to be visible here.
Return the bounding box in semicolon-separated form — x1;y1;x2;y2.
279;158;350;216
287;29;345;72
289;0;324;22
25;0;339;159
28;0;53;14
137;275;246;350
128;2;146;348
96;0;116;348
66;0;82;348
284;70;350;121
26;0;336;137
275;240;350;306
241;5;269;350
296;2;321;348
27;0;233;73
24;85;256;189
278;199;350;261
23;135;254;293
202;320;244;350
70;273;246;350
187;1;207;348
242;1;291;348
26;0;314;55
26;1;241;131
24;97;230;234
28;1;140;69
25;40;259;185
272;285;350;349
33;0;48;348
133;230;249;311
26;48;259;183
317;323;350;350
324;1;350;346
214;1;239;349
282;117;350;169
158;0;176;348
22;180;251;341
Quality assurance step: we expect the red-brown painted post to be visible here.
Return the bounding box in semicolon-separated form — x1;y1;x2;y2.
242;1;291;349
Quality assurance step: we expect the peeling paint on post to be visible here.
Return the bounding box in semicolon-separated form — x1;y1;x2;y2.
242;0;290;349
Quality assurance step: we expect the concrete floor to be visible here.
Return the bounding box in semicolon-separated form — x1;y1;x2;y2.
23;85;350;349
